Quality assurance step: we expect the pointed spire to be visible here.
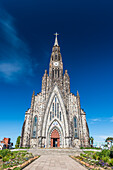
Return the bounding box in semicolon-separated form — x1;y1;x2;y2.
31;90;35;110
32;90;35;97
77;90;79;97
54;32;59;46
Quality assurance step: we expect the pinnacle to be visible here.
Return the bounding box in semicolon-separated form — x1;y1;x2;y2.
54;32;59;46
32;90;35;96
77;90;79;96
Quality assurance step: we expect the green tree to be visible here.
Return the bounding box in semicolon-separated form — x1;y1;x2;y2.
89;136;94;147
89;137;91;145
105;137;113;148
105;137;113;143
15;136;21;148
91;137;94;147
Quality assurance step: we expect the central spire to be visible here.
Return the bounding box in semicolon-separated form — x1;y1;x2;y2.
54;32;59;46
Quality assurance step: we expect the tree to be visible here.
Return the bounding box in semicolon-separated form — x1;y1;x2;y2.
91;137;94;147
15;136;21;148
89;136;94;147
89;137;91;145
105;137;113;149
105;137;113;143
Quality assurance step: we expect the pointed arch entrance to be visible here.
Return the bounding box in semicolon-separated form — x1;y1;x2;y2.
51;129;60;147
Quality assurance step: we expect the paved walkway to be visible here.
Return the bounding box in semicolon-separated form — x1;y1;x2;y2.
27;148;83;156
24;155;87;170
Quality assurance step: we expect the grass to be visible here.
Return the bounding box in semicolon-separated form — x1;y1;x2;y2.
80;147;101;150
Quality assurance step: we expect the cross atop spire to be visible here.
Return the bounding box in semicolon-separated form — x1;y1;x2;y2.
54;32;59;46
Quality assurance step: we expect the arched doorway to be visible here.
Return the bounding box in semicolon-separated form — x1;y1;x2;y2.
51;129;60;147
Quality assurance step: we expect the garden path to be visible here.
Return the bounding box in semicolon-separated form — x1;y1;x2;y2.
23;155;87;170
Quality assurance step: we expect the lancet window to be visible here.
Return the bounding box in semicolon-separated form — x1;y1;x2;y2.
55;54;57;60
52;103;54;118
55;97;57;116
52;69;54;79
58;68;59;78
74;117;78;138
58;55;60;61
57;103;59;118
50;112;52;121
49;95;62;121
60;112;61;121
32;116;37;138
55;69;57;78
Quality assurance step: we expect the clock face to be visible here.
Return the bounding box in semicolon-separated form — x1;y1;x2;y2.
54;62;59;66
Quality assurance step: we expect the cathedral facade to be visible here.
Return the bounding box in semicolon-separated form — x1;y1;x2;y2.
20;34;89;148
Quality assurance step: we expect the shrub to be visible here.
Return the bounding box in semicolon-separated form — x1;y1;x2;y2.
97;149;110;159
92;154;96;160
101;149;110;157
108;159;113;166
2;156;10;162
102;156;109;163
95;155;100;160
110;146;113;158
10;155;16;159
80;147;83;149
0;150;11;157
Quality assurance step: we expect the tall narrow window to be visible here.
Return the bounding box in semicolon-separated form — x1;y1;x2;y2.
55;69;57;78
57;103;59;118
55;54;57;60
50;112;52;121
60;112;61;121
52;103;54;112
74;117;78;138
32;116;37;138
52;103;54;118
58;68;59;78
52;69;54;79
58;55;60;61
55;97;57;116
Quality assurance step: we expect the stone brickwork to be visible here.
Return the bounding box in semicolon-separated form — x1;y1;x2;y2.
20;34;90;148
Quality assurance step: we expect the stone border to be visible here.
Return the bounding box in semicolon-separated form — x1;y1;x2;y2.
70;156;106;170
4;156;40;170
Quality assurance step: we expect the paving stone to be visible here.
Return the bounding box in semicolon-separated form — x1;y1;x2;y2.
24;154;87;170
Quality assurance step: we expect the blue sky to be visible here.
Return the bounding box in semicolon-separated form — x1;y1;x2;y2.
0;0;113;146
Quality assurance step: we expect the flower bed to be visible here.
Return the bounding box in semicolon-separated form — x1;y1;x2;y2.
0;150;39;170
70;150;113;169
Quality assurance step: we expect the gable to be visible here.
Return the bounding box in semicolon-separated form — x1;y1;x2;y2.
41;84;69;137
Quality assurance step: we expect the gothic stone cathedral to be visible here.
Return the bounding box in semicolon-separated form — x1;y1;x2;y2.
20;34;89;148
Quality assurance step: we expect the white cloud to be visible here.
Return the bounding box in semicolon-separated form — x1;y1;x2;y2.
0;8;34;82
0;62;22;81
91;118;101;122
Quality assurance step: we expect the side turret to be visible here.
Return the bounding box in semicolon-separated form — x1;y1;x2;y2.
63;70;70;95
41;70;49;100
